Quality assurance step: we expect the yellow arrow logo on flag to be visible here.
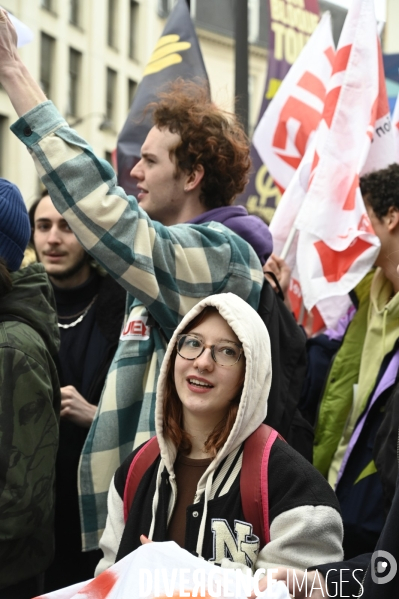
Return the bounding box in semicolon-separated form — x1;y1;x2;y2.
143;34;191;76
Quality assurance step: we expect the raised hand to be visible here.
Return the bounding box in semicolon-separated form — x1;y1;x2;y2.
0;8;47;115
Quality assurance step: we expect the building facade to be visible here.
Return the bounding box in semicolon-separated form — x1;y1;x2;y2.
0;0;280;203
0;0;150;202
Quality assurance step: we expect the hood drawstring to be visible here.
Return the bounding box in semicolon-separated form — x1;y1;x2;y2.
195;471;214;558
148;462;164;540
148;461;177;540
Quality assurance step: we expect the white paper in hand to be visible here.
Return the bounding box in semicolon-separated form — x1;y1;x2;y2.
35;542;291;599
0;8;34;47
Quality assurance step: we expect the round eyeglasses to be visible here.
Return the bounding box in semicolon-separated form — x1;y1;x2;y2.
176;334;243;367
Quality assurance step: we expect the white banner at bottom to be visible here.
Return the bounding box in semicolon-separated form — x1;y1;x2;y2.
34;542;291;599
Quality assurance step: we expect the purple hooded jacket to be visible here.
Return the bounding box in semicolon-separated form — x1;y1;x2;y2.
188;205;273;265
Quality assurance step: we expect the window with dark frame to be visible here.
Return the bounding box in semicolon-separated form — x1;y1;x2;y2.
41;0;53;11
68;48;82;117
107;0;118;49
106;67;117;123
157;0;170;17
69;0;80;26
128;79;137;109
40;33;55;99
129;0;139;59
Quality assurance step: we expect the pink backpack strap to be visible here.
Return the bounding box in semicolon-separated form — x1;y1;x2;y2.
123;436;160;523
241;424;282;547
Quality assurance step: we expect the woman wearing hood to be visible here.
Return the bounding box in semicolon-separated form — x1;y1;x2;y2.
96;293;343;578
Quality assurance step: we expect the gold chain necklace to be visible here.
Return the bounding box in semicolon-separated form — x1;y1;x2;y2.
58;295;98;329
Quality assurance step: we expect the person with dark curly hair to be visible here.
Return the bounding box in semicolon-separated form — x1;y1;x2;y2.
360;163;399;219
149;80;251;211
128;79;272;261
0;9;272;563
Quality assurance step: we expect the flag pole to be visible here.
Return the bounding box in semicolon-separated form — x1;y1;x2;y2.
280;225;297;261
235;0;249;134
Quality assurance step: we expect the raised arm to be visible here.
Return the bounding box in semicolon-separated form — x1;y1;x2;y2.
0;9;263;332
11;98;261;331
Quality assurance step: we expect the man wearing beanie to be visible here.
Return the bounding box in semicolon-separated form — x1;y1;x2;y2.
0;178;60;599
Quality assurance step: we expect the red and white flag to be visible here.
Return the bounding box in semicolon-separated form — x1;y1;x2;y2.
253;12;335;194
263;13;334;332
393;91;399;164
293;0;389;327
360;36;396;176
265;12;335;267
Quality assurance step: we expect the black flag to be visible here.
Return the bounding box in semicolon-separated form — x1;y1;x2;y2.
117;0;208;196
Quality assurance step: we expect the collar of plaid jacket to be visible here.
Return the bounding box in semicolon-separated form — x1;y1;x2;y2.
11;100;265;552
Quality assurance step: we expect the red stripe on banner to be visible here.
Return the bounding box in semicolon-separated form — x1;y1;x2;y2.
314;237;373;283
288;280;325;335
332;44;352;76
297;71;327;102
275;153;302;169
376;39;389;120
273;97;322;155
343;174;359;211
324;46;335;68
82;570;118;598
310;305;325;335
309;151;320;185
323;86;341;128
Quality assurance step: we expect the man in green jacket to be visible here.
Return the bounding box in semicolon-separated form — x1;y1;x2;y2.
314;163;399;558
0;179;60;598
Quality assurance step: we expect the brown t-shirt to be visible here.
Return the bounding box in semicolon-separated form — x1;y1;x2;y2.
167;453;212;548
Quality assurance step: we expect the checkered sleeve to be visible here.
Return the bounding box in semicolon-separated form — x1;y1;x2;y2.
11;102;263;331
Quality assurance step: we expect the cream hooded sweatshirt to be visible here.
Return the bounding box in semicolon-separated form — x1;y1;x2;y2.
96;293;343;575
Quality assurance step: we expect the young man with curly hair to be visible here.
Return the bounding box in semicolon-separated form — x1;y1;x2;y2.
312;163;399;560
0;10;271;558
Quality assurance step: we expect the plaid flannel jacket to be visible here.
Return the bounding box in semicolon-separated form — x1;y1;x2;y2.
12;101;264;551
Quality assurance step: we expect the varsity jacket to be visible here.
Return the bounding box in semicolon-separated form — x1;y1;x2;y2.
96;294;343;575
12;101;264;552
0;264;60;589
